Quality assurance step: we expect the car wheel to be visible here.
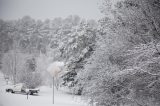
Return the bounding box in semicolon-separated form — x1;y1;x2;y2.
29;92;33;95
11;90;14;93
6;89;9;92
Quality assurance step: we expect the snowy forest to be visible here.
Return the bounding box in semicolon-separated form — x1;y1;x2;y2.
1;0;160;106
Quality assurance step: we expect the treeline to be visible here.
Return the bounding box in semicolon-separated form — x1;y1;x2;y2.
77;0;160;106
0;15;97;88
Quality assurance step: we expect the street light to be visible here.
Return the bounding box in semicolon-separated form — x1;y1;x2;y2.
47;61;64;104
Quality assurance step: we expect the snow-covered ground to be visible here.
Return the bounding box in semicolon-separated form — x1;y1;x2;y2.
0;72;87;106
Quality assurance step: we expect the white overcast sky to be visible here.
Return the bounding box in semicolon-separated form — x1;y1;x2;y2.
0;0;104;20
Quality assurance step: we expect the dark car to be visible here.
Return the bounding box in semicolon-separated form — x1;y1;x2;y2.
6;83;39;95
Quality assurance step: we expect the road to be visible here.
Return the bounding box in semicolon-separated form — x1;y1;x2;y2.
0;72;87;106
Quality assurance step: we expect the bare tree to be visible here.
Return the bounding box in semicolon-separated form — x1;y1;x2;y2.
1;49;29;84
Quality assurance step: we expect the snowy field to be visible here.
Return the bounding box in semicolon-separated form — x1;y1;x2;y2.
0;73;87;106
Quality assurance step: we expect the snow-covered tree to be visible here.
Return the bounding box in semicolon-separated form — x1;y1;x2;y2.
1;50;29;84
36;53;52;86
60;19;98;94
77;0;160;106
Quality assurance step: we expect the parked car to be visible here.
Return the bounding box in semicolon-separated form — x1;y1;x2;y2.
6;83;39;95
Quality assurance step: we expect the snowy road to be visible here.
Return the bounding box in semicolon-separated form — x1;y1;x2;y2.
0;73;87;106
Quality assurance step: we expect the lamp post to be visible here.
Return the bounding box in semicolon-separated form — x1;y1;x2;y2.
47;61;64;104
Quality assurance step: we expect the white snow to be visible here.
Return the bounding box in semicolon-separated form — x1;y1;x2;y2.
0;72;87;106
47;61;65;77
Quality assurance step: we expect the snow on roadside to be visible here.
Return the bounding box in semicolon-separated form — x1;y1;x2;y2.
0;72;87;106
